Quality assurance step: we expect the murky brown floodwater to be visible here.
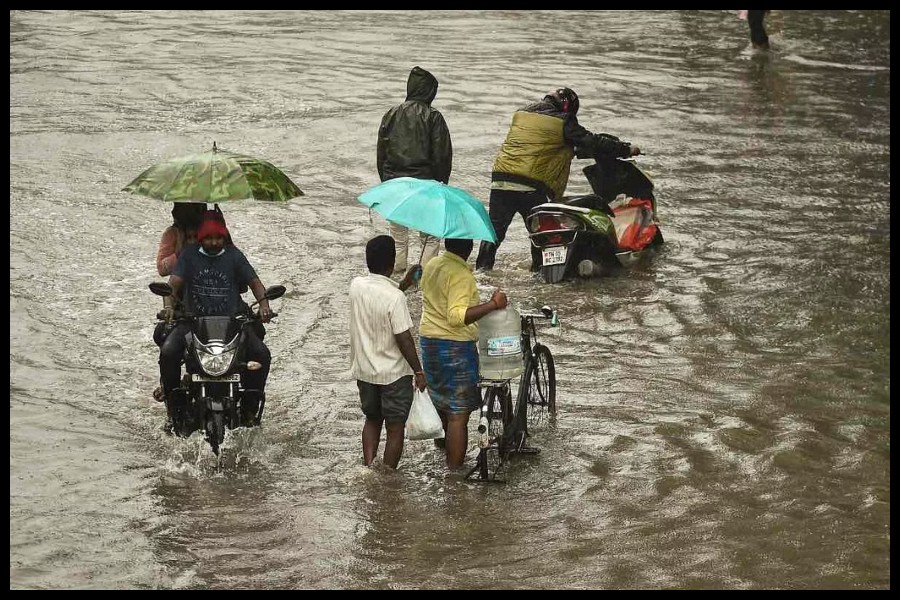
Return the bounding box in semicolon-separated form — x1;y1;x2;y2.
10;10;889;589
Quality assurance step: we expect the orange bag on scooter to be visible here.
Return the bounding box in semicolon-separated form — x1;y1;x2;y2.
612;198;658;252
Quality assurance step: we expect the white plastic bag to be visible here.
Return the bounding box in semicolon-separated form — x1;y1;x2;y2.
406;388;445;440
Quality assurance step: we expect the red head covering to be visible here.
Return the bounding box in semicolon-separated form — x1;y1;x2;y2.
197;211;229;241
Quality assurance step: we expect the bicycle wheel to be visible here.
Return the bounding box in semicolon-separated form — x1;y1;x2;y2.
527;344;557;427
484;385;512;480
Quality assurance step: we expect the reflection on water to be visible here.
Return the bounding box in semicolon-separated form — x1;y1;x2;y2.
10;10;889;589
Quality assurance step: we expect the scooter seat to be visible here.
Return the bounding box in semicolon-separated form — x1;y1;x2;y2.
567;195;614;216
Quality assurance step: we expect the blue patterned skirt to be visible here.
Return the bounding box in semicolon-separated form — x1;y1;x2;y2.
419;337;481;415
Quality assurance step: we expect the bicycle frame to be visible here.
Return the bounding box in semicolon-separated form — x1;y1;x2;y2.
468;307;558;481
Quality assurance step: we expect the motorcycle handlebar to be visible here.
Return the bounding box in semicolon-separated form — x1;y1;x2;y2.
575;145;643;160
155;311;278;323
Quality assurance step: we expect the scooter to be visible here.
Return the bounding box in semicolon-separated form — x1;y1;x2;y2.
149;282;285;455
525;149;664;283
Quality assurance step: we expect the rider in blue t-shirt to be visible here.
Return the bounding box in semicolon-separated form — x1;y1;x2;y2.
173;235;258;317
158;211;274;404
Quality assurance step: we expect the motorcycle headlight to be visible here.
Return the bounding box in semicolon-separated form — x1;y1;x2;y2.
196;342;237;377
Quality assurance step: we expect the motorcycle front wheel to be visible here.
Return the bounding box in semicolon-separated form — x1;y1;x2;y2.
206;412;226;455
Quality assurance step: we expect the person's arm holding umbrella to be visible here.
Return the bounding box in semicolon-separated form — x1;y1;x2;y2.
398;264;424;291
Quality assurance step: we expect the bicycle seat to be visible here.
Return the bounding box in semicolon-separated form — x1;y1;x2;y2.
478;377;513;387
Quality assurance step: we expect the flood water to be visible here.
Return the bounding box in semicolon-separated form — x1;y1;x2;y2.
10;10;890;589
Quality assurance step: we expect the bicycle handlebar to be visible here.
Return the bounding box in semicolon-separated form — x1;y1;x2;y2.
518;305;554;318
519;305;559;326
519;311;551;319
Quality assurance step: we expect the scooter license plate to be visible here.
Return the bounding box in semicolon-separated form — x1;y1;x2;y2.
542;246;567;266
192;373;240;383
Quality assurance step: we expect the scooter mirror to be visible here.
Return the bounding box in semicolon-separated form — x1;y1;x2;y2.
149;282;173;297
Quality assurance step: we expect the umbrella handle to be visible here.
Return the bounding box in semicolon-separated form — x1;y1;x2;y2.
415;236;440;280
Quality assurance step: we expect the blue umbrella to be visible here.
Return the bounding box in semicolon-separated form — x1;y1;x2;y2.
358;177;497;244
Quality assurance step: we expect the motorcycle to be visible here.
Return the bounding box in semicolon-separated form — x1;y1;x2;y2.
149;282;286;455
525;149;664;283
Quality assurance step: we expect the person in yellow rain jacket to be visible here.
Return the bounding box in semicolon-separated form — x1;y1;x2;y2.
475;87;640;272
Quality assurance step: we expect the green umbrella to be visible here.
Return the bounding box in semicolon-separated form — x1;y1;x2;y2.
122;142;303;203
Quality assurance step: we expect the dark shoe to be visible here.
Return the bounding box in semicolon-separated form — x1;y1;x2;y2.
241;391;264;427
240;411;259;428
152;386;165;403
161;416;174;434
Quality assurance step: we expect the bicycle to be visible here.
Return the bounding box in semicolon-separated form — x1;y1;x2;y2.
467;305;559;481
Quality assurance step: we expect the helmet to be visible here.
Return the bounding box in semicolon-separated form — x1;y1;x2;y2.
552;87;580;115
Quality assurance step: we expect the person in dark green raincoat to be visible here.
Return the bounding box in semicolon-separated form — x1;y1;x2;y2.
376;66;453;272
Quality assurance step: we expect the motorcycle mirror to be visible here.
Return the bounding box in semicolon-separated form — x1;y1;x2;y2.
149;282;173;297
264;285;287;301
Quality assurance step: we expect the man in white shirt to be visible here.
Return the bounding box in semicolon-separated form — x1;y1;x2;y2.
349;235;427;469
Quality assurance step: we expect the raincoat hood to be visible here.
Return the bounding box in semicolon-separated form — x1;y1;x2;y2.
405;66;438;105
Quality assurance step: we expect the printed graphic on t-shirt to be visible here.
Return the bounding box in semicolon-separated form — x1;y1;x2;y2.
191;266;232;316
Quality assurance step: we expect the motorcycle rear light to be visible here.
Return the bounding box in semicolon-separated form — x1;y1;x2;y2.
527;214;559;233
528;213;582;233
547;234;563;245
538;214;563;231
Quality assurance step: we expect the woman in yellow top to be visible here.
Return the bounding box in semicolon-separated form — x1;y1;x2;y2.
419;238;508;470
